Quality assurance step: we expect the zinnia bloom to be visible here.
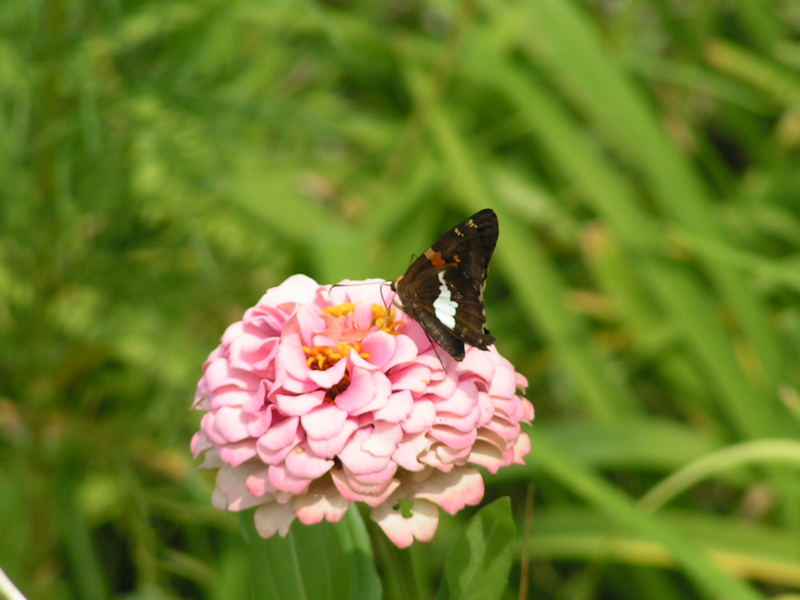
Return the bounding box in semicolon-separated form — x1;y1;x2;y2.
191;274;533;547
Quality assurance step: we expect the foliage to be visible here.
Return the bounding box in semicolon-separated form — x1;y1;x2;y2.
2;0;800;598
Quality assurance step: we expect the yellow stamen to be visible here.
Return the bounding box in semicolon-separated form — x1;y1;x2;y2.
322;303;355;317
372;304;403;335
304;341;371;370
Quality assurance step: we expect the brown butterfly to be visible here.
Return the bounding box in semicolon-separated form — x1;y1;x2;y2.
391;209;498;361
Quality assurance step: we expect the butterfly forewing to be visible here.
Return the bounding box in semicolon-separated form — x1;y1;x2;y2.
392;209;499;361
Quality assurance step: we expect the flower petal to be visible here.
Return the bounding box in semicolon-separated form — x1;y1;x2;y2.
268;463;312;495
254;502;297;538
414;467;484;514
274;391;325;416
371;497;439;548
334;367;374;414
307;358;346;388
373;390;413;423
306;419;358;457
360;330;396;370
293;479;350;525
301;404;348;440
402;400;435;433
284;445;334;479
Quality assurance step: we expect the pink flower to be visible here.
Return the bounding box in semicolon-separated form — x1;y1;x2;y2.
191;275;534;547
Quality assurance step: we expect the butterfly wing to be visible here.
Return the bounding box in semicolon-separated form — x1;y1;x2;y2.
393;209;498;361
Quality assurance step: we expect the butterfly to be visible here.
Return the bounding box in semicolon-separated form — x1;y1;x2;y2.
391;208;499;361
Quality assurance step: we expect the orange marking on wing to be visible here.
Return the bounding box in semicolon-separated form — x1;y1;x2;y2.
424;248;447;267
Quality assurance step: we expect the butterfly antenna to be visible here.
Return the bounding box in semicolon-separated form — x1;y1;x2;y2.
378;281;391;311
419;328;446;371
329;280;387;293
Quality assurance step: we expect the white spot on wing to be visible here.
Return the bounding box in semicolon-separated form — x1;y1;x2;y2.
433;271;457;329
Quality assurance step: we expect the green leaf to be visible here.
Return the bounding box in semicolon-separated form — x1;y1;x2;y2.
437;498;516;600
239;512;351;600
334;506;382;600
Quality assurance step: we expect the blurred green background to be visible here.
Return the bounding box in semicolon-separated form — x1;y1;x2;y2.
2;0;800;598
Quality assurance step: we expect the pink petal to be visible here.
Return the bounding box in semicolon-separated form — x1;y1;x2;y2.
328;278;386;306
361;422;403;457
260;274;320;306
229;334;278;373
258;416;300;450
467;442;505;472
384;334;419;370
295;303;327;345
334;368;374;414
338;428;392;474
307;358;346;388
429;425;477;449
268;463;312;495
360;330;396;370
220;321;244;346
243;305;288;337
425;370;458;399
371;497;439;548
373;390;413;422
476;391;494;427
275;373;319;394
212;406;251;442
402;400;435;433
208;386;257;409
191;431;213;458
284;445;334;479
306;419;358;457
522;397;535;421
352;371;392;415
457;347;496;381
388;363;431;392
414;467;484;514
246;468;277;497
346;460;398;485
218;440;258;466
399;320;433;355
513;431;531;463
245;407;273;438
254;502;297;538
484;415;521;441
301;404;348;440
331;467;400;506
277;333;310;380
215;464;266;511
256;417;302;464
420;443;469;469
274;391;325;416
488;359;516;398
199;450;223;469
434;408;481;433
433;381;478;416
205;358;261;391
392;432;429;471
354;302;376;330
293;479;350;525
515;371;529;391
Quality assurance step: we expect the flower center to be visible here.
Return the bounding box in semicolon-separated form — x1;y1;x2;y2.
322;303;356;318
304;342;369;370
371;304;403;335
302;301;403;370
324;371;351;403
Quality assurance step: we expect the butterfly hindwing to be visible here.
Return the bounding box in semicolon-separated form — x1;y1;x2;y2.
392;209;498;361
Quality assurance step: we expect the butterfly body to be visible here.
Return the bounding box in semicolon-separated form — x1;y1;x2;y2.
391;209;498;361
